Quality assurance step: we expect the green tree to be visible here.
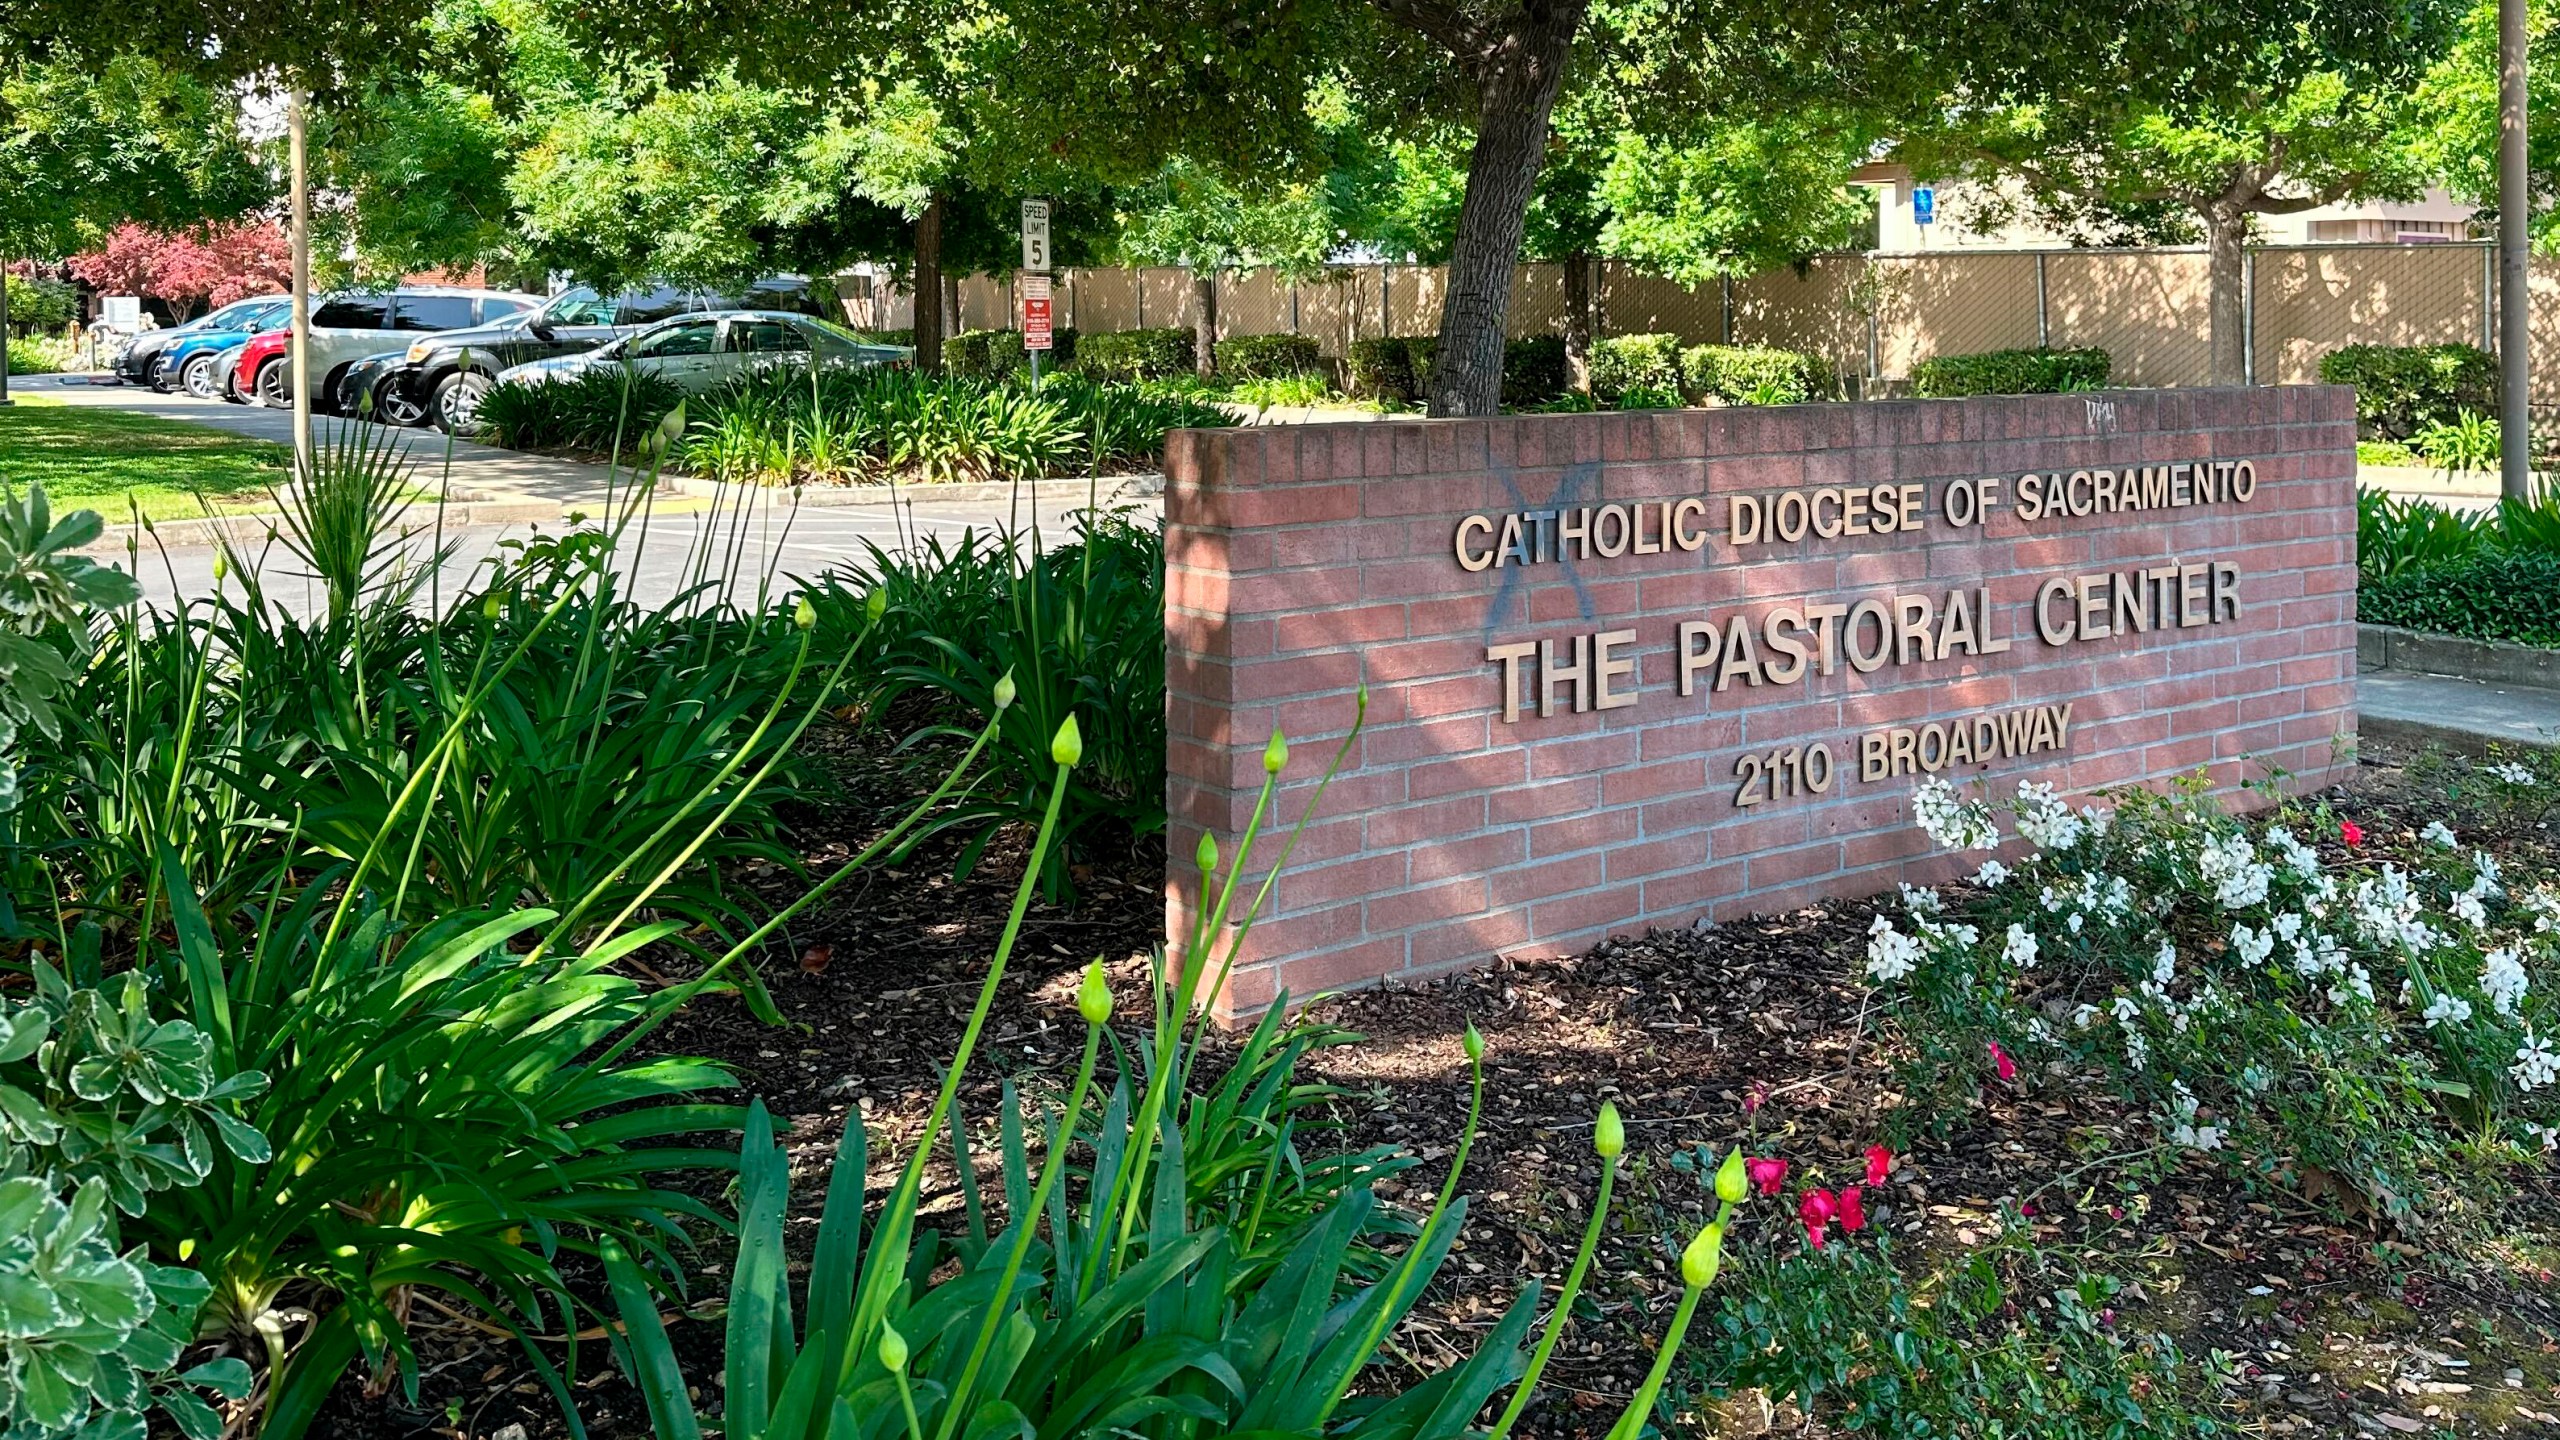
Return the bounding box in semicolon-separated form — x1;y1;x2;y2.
1114;158;1333;376
1898;60;2438;385
2402;0;2560;248
0;55;270;260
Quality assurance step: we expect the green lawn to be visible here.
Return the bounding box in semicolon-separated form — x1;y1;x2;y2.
0;396;288;522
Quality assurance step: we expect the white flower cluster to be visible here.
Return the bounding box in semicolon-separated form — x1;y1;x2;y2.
2198;832;2273;910
2229;922;2274;968
2515;1032;2558;1092
2003;923;2040;970
1900;883;1945;916
2263;826;2323;882
2352;866;2447;954
2482;947;2530;1018
2524;888;2560;935
1865;914;1921;983
2012;781;2086;851
2488;761;2536;786
2421;820;2458;848
2422;991;2474;1028
1974;859;2011;888
1912;777;2000;852
2166;1081;2225;1151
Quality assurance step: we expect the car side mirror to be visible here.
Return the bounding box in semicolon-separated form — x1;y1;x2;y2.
528;321;556;341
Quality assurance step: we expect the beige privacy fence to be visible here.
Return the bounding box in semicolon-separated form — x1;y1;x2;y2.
947;242;2560;404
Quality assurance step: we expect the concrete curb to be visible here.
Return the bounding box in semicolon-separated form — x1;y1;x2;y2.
658;472;1164;508
2357;623;2560;692
77;493;563;554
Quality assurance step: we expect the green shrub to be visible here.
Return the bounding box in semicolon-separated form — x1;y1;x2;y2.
2361;547;2560;645
945;326;1080;379
2358;438;2419;467
2358;486;2490;578
2;334;75;376
1071;326;1194;382
1909;346;2112;397
1346;335;1434;404
4;275;77;335
679;365;1230;486
1503;335;1569;407
1227;373;1333;408
1214;332;1323;380
1693;1234;2218;1440
2411;408;2500;471
2320;342;2497;439
1588;333;1685;406
1681;343;1830;405
473;366;687;452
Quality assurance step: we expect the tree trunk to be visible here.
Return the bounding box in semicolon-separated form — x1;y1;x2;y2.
1562;249;1592;393
2203;205;2247;387
912;193;945;375
1425;3;1587;418
1192;268;1218;379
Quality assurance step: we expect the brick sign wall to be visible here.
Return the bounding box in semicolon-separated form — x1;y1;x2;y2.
1164;387;2358;1018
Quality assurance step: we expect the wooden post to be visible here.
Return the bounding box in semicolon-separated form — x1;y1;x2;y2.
2500;0;2532;497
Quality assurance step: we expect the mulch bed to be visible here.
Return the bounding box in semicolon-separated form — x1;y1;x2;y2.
328;736;2560;1439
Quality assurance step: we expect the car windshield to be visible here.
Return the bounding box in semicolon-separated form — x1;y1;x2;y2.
535;287;615;327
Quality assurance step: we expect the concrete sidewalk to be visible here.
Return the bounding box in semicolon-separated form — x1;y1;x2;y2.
2360;670;2560;753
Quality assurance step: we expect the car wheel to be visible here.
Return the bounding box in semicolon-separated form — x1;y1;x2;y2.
432;371;491;434
254;358;292;409
181;354;223;399
374;382;429;427
146;355;175;393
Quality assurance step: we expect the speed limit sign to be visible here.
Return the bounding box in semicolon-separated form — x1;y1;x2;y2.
1021;199;1052;274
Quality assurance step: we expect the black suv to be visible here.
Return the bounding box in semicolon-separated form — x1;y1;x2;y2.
342;278;830;432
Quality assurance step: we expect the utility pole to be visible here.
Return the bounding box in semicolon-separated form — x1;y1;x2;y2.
0;254;14;407
288;85;314;473
2501;0;2531;499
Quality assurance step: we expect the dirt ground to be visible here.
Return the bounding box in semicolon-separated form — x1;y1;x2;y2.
326;736;2560;1439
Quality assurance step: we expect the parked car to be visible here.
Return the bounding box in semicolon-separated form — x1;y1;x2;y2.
491;311;909;402
226;287;542;413
342;278;837;432
112;294;288;388
153;300;292;398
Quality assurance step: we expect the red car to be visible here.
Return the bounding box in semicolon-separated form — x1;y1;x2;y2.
229;329;292;407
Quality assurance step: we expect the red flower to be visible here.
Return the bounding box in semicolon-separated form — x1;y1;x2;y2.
1745;1157;1789;1196
1864;1145;1893;1187
1800;1188;1838;1249
1989;1041;2018;1083
2340;819;2363;847
1742;1081;1769;1116
1837;1185;1868;1233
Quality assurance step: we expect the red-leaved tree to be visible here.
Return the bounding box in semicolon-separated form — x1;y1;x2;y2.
67;220;290;318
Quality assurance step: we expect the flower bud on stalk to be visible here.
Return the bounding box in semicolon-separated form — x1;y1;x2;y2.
1681;1221;1726;1288
793;595;815;630
1714;1148;1749;1205
1263;729;1289;775
1194;830;1219;874
1077;960;1113;1024
1051;715;1083;767
993;670;1017;710
1595;1101;1625;1159
877;1322;909;1372
1462;1022;1485;1064
211;549;229;582
865;587;887;622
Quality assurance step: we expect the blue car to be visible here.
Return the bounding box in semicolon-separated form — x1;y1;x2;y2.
112;294;289;389
152;300;293;399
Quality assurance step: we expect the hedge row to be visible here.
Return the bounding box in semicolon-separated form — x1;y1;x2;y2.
1908;347;2112;397
2359;548;2560;647
1345;335;1571;408
1072;327;1196;383
1212;333;1323;380
2318;343;2497;440
945;327;1079;380
1585;334;1832;408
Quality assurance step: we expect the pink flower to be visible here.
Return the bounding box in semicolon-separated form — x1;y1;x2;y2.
1863;1145;1893;1188
1742;1081;1770;1116
1989;1041;2017;1083
1800;1188;1838;1249
1745;1157;1789;1197
1837;1185;1867;1233
2339;820;2364;847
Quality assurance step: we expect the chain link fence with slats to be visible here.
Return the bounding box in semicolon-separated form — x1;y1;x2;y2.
862;242;2560;402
